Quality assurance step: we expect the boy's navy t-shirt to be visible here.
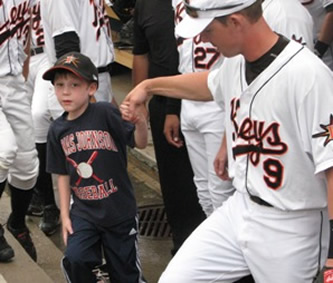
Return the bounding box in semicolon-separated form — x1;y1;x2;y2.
47;102;137;227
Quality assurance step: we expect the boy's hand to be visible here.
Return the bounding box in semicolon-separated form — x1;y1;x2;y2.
61;217;73;246
120;101;148;124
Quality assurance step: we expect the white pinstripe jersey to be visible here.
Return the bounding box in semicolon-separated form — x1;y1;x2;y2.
40;0;114;67
30;1;44;49
0;0;35;76
208;40;333;211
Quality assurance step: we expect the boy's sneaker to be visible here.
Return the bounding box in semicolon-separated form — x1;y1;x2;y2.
39;204;60;236
0;225;14;262
27;189;44;217
7;219;37;262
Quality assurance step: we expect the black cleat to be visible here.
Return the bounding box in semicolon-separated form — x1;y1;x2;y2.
27;189;44;217
39;204;60;236
7;219;37;262
0;225;14;262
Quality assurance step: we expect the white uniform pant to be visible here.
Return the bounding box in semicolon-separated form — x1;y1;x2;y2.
0;75;39;189
181;100;234;216
27;53;63;143
95;71;113;102
159;191;329;283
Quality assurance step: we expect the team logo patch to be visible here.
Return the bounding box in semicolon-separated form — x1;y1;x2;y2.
60;55;79;67
312;114;333;146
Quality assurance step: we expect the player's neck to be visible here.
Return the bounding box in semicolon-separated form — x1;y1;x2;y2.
241;17;279;63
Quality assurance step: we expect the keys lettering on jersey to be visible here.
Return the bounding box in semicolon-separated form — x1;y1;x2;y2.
230;99;287;190
90;0;111;41
31;2;44;46
312;114;333;146
72;178;119;200
0;1;30;46
232;118;288;165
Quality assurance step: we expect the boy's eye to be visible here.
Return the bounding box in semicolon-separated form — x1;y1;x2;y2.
55;82;64;88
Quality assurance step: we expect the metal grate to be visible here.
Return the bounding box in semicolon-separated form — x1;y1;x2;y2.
138;204;171;239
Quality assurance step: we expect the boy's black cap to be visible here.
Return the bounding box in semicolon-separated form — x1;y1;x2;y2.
43;52;99;85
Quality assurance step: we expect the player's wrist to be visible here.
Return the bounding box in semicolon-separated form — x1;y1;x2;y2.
314;40;329;58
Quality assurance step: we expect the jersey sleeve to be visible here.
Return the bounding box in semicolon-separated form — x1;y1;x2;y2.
132;0;149;55
207;67;225;111
298;62;333;175
46;123;68;175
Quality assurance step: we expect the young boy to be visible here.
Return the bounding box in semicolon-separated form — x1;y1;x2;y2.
43;51;147;283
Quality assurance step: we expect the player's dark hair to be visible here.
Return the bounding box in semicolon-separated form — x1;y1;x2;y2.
216;0;263;25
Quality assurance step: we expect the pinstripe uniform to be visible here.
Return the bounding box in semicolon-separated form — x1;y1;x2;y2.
173;0;233;216
299;0;333;70
0;0;39;189
40;0;115;102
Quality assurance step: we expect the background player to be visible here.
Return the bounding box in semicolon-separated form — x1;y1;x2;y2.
132;0;206;256
40;0;115;103
26;0;62;236
0;0;39;262
299;0;333;70
173;0;234;217
123;0;333;281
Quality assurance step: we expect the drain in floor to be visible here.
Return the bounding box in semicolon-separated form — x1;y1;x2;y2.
138;204;172;239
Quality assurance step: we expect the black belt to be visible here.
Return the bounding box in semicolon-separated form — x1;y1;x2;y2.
249;195;273;207
30;47;44;56
97;63;112;73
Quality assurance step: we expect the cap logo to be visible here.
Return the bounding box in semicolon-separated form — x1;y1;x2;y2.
60;55;79;67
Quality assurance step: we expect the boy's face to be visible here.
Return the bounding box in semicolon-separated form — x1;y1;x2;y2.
54;72;97;120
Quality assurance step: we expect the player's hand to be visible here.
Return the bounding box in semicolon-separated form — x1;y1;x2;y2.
163;114;184;148
214;138;230;181
123;80;151;120
61;217;73;246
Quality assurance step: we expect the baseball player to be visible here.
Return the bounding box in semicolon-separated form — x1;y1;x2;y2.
299;0;333;70
173;0;234;217
0;0;39;262
40;0;115;103
123;0;333;282
215;0;314;186
262;0;314;50
26;0;63;235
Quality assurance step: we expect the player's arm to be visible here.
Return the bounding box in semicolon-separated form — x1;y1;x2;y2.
125;71;213;117
132;54;149;86
57;174;73;246
314;6;333;58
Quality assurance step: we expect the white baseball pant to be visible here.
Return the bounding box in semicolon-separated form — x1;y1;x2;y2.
181;99;234;216
27;53;63;143
159;190;329;283
0;75;39;189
